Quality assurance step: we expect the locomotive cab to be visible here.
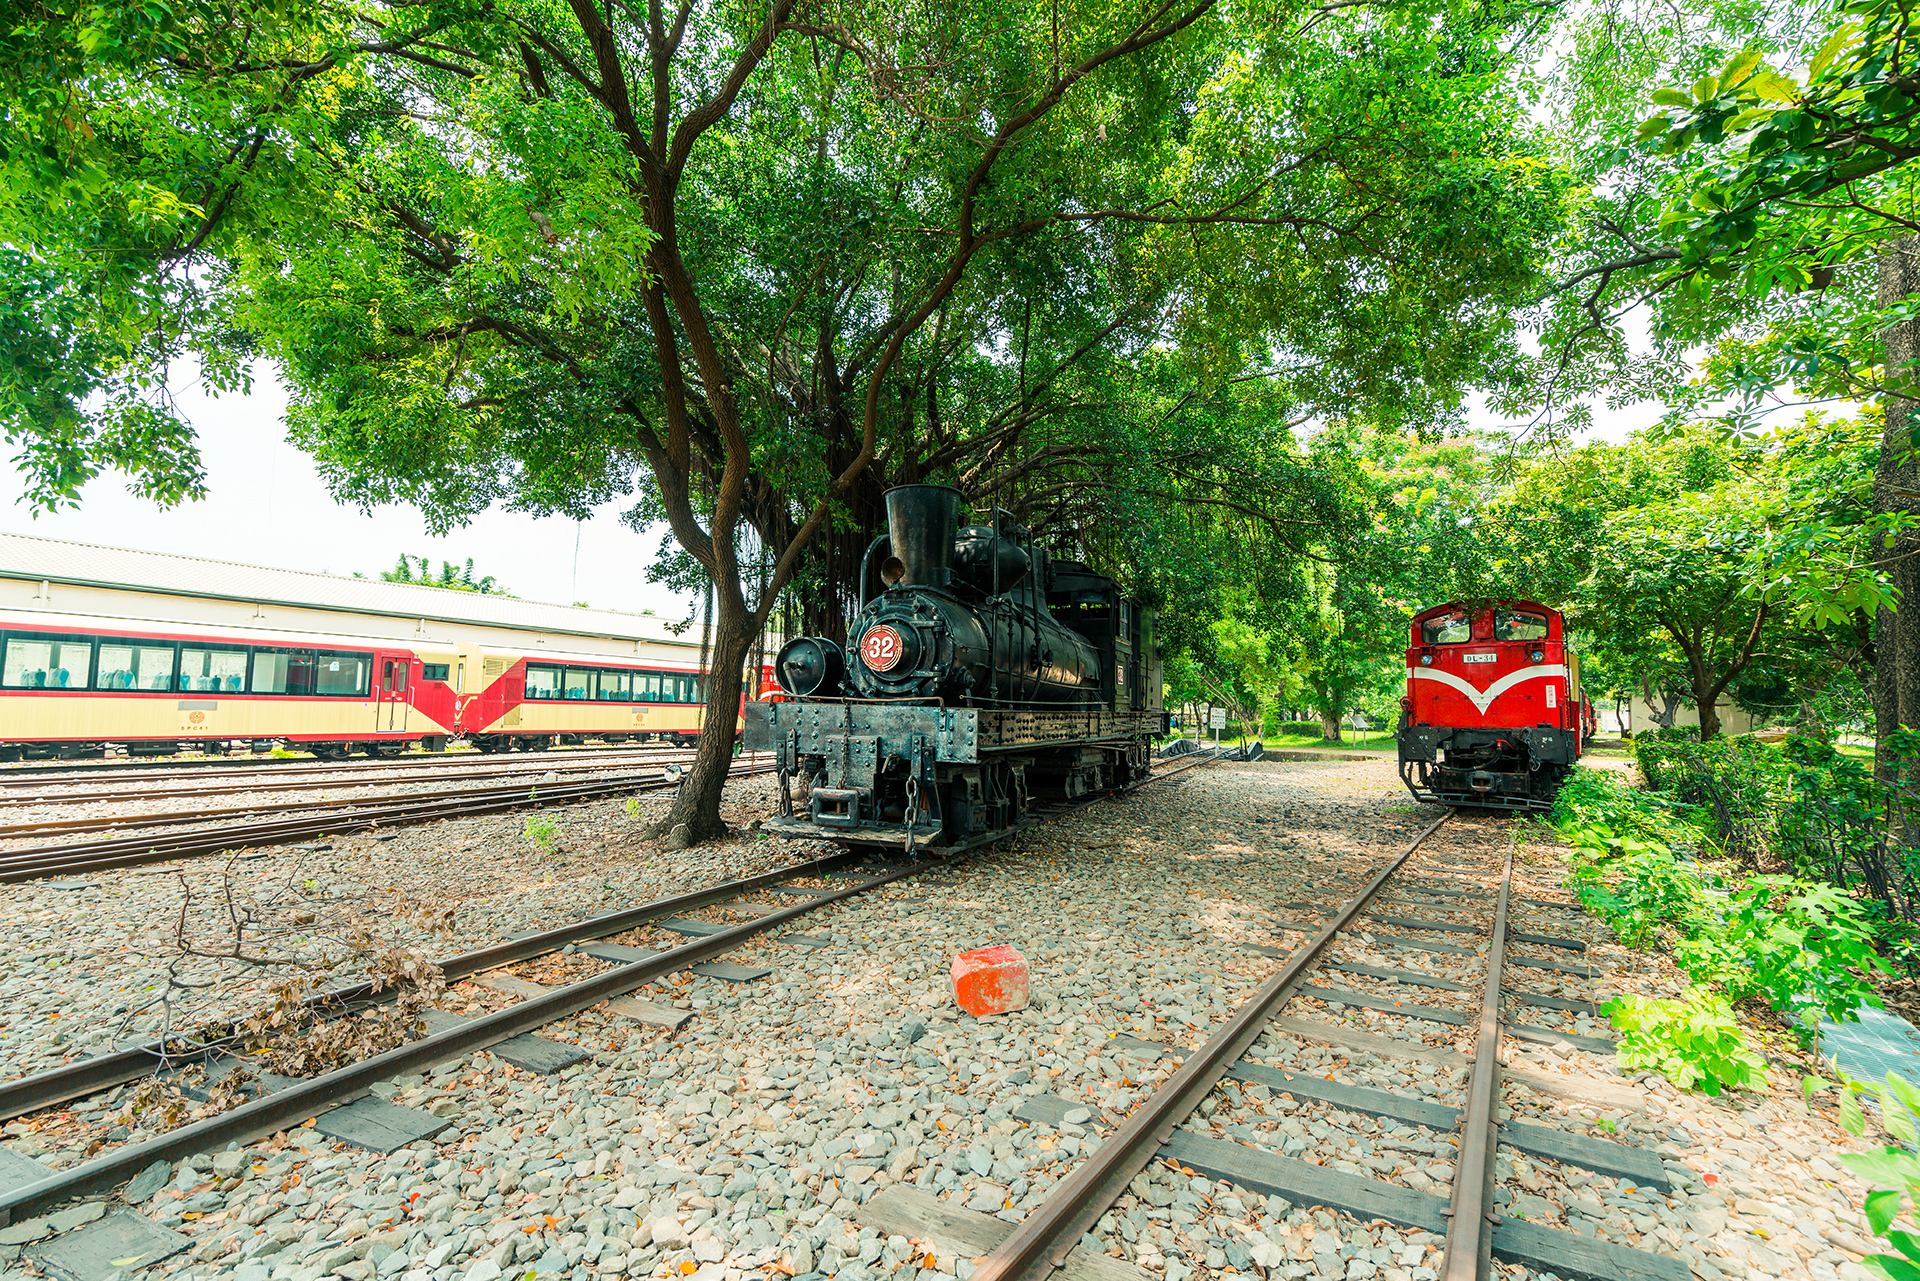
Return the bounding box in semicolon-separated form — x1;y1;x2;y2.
1396;600;1593;811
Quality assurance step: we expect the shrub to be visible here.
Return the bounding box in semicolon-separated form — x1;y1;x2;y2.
1677;875;1887;1031
1780;732;1920;929
1632;736;1790;864
1604;988;1768;1096
1551;766;1704;854
1572;843;1705;949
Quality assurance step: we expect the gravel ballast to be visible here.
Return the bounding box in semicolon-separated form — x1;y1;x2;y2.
0;755;1897;1281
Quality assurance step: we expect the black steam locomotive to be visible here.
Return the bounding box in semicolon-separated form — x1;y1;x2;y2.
744;485;1166;852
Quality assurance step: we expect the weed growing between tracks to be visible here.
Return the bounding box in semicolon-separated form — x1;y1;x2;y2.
110;850;458;1133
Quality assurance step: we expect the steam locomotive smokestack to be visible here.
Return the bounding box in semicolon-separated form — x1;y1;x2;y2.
882;485;964;589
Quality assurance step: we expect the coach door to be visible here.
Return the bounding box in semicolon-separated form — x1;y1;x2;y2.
376;658;411;733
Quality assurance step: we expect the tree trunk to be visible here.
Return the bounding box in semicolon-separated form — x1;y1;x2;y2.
1697;697;1721;741
1681;650;1722;741
648;609;753;842
1877;239;1920;786
1319;708;1342;742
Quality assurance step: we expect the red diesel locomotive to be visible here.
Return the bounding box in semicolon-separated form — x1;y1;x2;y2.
1395;600;1596;810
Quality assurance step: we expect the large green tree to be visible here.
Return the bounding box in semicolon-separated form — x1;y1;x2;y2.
1526;0;1919;770
4;0;1566;837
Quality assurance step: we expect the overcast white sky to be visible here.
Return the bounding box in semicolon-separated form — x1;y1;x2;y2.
0;356;1677;611
0;364;700;620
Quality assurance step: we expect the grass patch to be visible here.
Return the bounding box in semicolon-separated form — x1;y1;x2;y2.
1259;730;1396;752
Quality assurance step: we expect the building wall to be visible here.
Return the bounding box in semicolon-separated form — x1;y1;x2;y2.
1598;695;1760;737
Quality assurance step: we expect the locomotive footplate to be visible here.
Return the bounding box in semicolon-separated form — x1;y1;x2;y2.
758;811;1039;855
1397;725;1573;812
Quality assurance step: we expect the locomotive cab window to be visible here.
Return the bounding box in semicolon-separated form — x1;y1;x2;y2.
1494;611;1549;641
1421;614;1471;645
2;634;94;689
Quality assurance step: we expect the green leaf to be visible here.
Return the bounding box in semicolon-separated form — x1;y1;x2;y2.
1810;26;1854;79
1864;1253;1920;1281
1845;1149;1920;1186
1842;1090;1869;1136
1721;49;1764;86
1868;1189;1904;1236
1652;88;1693;108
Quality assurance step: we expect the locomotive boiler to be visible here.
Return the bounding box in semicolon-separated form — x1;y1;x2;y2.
746;485;1166;852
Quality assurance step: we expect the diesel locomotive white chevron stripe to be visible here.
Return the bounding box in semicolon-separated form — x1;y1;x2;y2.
1409;664;1570;716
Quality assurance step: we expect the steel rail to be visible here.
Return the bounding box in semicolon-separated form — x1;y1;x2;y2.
1441;842;1514;1281
0;851;955;1225
0;750;697;809
964;811;1452;1281
0;767;776;883
0;756;709;838
0;843;872;1123
0;749;1226;1223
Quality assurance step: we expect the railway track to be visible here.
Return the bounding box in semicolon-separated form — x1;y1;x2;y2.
932;817;1683;1281
0;752;705;831
0;762;771;883
0;744;674;789
0;751;1227;1230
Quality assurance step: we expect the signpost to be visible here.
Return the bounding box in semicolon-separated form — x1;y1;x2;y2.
1209;705;1226;748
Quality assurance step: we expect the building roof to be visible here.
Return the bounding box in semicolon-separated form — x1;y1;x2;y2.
0;531;698;645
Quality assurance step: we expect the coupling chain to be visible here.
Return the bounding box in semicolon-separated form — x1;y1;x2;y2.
903;772;922;856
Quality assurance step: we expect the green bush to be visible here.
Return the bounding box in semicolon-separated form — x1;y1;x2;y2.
1572;844;1705;949
1275;720;1325;737
1780;732;1920;933
1551;766;1702;852
1632;736;1789;859
1676;875;1886;1030
1605;988;1768;1096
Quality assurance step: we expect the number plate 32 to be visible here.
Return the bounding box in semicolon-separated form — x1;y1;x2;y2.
861;625;906;672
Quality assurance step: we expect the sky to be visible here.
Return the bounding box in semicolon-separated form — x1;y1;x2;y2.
0;352;1686;609
0;364;701;621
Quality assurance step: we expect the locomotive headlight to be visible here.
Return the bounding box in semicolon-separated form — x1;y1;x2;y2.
1420;655;1433;666
1530;650;1544;663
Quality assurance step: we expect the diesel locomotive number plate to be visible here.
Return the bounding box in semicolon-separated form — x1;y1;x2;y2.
1462;651;1497;663
862;625;905;671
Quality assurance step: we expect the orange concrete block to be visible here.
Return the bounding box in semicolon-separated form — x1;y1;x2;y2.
951;945;1030;1017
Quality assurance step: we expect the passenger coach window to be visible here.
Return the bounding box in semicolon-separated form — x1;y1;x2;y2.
1421;614;1472;645
1;634;92;689
180;645;247;693
563;669;591;700
421;663;451;681
315;653;369;696
602;671;632;701
1494;611;1549;641
252;648;371;696
525;666;561;700
97;642;176;691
